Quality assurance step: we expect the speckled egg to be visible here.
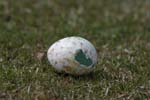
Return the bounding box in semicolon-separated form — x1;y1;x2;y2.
47;36;98;75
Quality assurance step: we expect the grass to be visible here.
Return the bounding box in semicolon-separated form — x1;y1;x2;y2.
0;0;150;99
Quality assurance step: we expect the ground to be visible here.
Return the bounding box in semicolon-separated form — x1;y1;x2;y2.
0;0;150;100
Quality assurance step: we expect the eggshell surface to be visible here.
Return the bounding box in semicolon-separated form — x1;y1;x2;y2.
47;37;98;75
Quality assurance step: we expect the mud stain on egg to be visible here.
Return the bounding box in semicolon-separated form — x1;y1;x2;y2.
75;49;92;66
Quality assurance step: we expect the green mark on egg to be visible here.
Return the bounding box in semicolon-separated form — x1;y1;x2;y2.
75;49;92;66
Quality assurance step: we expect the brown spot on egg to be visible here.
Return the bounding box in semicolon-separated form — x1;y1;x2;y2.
72;42;76;45
85;50;88;54
90;51;92;55
51;48;54;52
80;42;83;46
63;66;73;73
54;61;58;65
56;53;58;56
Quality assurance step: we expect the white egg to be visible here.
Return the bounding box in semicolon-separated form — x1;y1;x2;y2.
47;36;98;75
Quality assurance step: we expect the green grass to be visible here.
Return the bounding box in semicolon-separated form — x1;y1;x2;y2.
0;0;150;99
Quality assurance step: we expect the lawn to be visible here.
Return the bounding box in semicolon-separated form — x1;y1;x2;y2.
0;0;150;100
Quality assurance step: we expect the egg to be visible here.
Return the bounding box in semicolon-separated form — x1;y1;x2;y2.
47;36;98;75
